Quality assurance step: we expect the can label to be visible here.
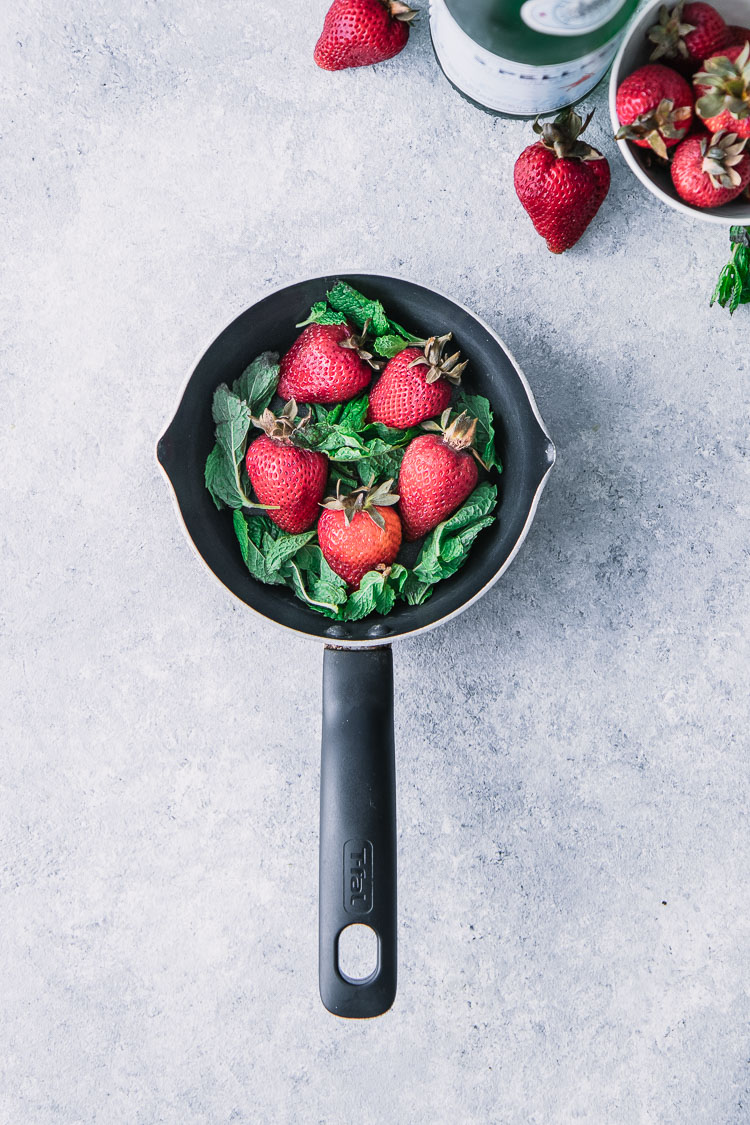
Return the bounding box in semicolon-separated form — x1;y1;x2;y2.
430;0;622;115
521;0;626;36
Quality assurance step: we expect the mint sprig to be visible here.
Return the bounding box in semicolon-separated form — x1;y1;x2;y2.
711;226;750;315
297;281;425;358
204;353;281;511
294;394;420;482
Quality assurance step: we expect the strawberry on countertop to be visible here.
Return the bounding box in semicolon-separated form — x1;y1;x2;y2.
367;333;468;429
318;478;402;589
314;0;416;71
514;108;611;254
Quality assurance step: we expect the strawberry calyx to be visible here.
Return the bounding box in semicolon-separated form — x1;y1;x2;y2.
695;42;750;121
615;99;692;158
534;108;606;162
421;408;488;468
384;0;418;22
700;130;748;187
647;2;697;61
251;398;310;443
407;332;468;386
321;477;400;531
339;319;385;371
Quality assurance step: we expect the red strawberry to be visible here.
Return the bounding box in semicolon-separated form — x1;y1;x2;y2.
398;411;482;541
695;43;750;138
514;108;611;254
318;479;402;589
725;26;750;48
278;322;378;405
314;0;416;71
615;64;694;156
647;2;727;67
367;333;467;429
245;400;328;533
671;130;750;207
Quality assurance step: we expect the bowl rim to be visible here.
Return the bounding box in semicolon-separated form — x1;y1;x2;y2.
608;0;750;226
156;270;556;648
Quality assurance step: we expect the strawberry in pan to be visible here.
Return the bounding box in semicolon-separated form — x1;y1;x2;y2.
398;410;485;541
245;400;328;533
318;479;402;589
367;333;468;429
278;322;380;405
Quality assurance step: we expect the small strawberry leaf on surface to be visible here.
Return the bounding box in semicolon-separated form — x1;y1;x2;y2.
453;393;502;472
232;351;280;414
296;302;348;328
412;483;498;587
711;227;750;315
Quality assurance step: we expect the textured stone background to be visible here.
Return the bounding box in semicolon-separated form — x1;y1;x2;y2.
3;1;750;1122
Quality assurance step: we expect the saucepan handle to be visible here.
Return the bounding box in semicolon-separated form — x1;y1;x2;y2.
319;645;397;1018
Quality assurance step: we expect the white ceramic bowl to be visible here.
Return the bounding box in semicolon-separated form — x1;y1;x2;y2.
609;0;750;224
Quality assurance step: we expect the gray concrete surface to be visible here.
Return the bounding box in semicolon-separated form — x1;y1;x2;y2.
3;1;750;1122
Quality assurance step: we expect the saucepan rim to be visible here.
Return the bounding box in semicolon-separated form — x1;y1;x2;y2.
156;270;556;648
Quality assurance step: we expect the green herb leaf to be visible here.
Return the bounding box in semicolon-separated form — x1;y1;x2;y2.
232;351;280;414
296;301;348;328
373;334;414;358
204;385;253;509
327;281;390;337
711;227;750;315
284;545;348;616
453;393;502;471
342;564;408;621
412;482;498;587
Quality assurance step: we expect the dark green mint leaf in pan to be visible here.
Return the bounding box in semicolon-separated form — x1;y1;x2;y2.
296;281;428;358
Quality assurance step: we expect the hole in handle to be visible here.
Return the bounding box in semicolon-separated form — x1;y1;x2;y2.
338;924;379;984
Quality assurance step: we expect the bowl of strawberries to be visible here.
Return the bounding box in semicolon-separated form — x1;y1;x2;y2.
609;0;750;222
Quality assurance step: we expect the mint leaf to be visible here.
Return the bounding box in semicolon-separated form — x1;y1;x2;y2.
327;281;390;337
265;529;317;571
233;509;273;583
284;545;348;616
342;564;408;621
373;334;414;358
453;393;501;471
296;302;348;328
412;483;498;587
204;385;253;509
233;351;280;414
711;227;750;315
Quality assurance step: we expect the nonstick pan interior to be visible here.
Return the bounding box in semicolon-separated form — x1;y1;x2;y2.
157;274;554;645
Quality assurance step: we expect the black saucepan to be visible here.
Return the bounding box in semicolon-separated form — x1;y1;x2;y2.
157;273;555;1019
